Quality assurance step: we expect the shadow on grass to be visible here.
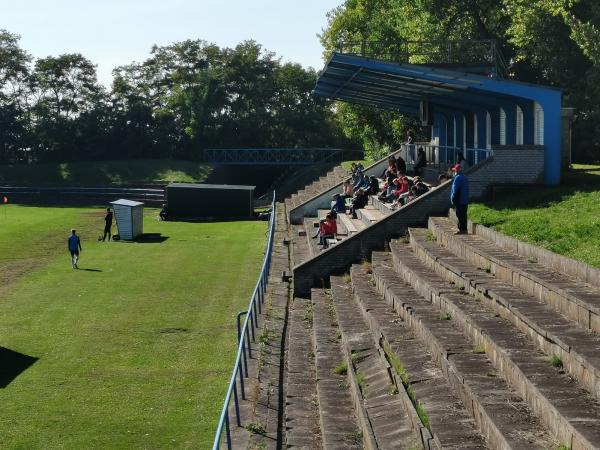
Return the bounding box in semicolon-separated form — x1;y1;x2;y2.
0;347;38;388
135;233;169;244
79;268;102;272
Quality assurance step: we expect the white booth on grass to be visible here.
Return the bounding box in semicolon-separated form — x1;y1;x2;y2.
110;199;144;241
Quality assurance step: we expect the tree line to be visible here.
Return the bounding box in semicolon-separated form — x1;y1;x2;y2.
3;2;600;165
0;31;351;164
321;0;600;162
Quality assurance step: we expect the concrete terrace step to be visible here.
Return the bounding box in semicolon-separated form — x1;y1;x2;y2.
290;168;348;202
330;276;425;450
291;224;311;266
303;218;321;258
409;226;600;401
285;298;322;449
337;213;366;236
429;216;600;334
388;242;600;449
371;196;396;217
370;252;558;450
348;264;489;449
311;289;364;450
356;206;384;227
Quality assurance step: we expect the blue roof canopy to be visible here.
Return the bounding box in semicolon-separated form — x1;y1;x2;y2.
314;53;562;184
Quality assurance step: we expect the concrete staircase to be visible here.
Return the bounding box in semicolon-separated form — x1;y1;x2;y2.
280;209;600;449
236;147;600;449
285;165;349;211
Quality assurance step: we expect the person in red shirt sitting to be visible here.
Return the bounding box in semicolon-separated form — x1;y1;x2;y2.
319;212;338;248
391;176;411;207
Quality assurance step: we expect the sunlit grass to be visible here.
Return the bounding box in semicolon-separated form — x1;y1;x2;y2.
470;164;600;268
0;205;266;448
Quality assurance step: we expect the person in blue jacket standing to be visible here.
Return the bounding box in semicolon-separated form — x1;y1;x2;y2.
450;164;469;234
68;229;82;269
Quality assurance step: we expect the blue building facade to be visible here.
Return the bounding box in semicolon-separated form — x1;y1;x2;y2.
314;53;562;184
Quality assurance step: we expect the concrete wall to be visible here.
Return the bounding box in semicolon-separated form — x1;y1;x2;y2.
293;146;545;296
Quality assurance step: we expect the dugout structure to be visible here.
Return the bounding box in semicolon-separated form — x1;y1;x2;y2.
110;199;144;240
166;183;255;220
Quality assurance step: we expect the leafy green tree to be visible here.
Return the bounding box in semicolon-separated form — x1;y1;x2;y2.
0;30;32;162
321;0;600;160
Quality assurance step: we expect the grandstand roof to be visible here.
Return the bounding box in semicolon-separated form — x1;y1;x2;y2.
314;53;560;115
313;52;563;185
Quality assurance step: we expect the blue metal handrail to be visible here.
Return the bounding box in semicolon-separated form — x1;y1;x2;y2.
212;191;277;450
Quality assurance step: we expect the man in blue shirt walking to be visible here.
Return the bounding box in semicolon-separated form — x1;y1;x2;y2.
68;229;82;269
450;164;469;234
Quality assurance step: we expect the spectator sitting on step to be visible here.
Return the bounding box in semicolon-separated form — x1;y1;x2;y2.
312;219;325;239
438;173;451;183
396;154;407;175
413;147;427;176
331;193;346;214
415;181;430;196
352;170;365;190
379;177;401;203
319;212;338;248
381;155;397;178
390;177;411;207
381;170;396;194
367;176;380;195
349;162;358;176
342;180;354;199
350;188;369;219
356;162;365;172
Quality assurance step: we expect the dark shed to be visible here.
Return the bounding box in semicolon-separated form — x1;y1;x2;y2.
166;183;255;219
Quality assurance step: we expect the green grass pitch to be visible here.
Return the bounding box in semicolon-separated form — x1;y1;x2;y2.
0;205;266;448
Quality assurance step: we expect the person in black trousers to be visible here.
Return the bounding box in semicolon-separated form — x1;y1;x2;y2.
450;164;470;234
102;207;113;241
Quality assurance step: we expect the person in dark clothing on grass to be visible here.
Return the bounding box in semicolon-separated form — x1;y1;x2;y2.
68;229;82;269
450;164;469;234
102;207;113;241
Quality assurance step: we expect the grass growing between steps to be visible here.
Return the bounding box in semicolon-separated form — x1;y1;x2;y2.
469;164;600;268
382;341;431;431
0;205;266;449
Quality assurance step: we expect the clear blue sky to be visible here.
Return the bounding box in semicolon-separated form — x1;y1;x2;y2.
2;0;343;87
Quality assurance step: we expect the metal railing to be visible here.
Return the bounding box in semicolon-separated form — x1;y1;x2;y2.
401;143;493;172
202;148;353;165
212;191;277;450
336;39;508;78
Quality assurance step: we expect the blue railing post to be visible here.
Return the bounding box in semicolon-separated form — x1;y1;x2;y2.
238;359;246;400
237;311;249;376
245;325;252;359
225;413;232;450
249;310;256;341
233;379;241;426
